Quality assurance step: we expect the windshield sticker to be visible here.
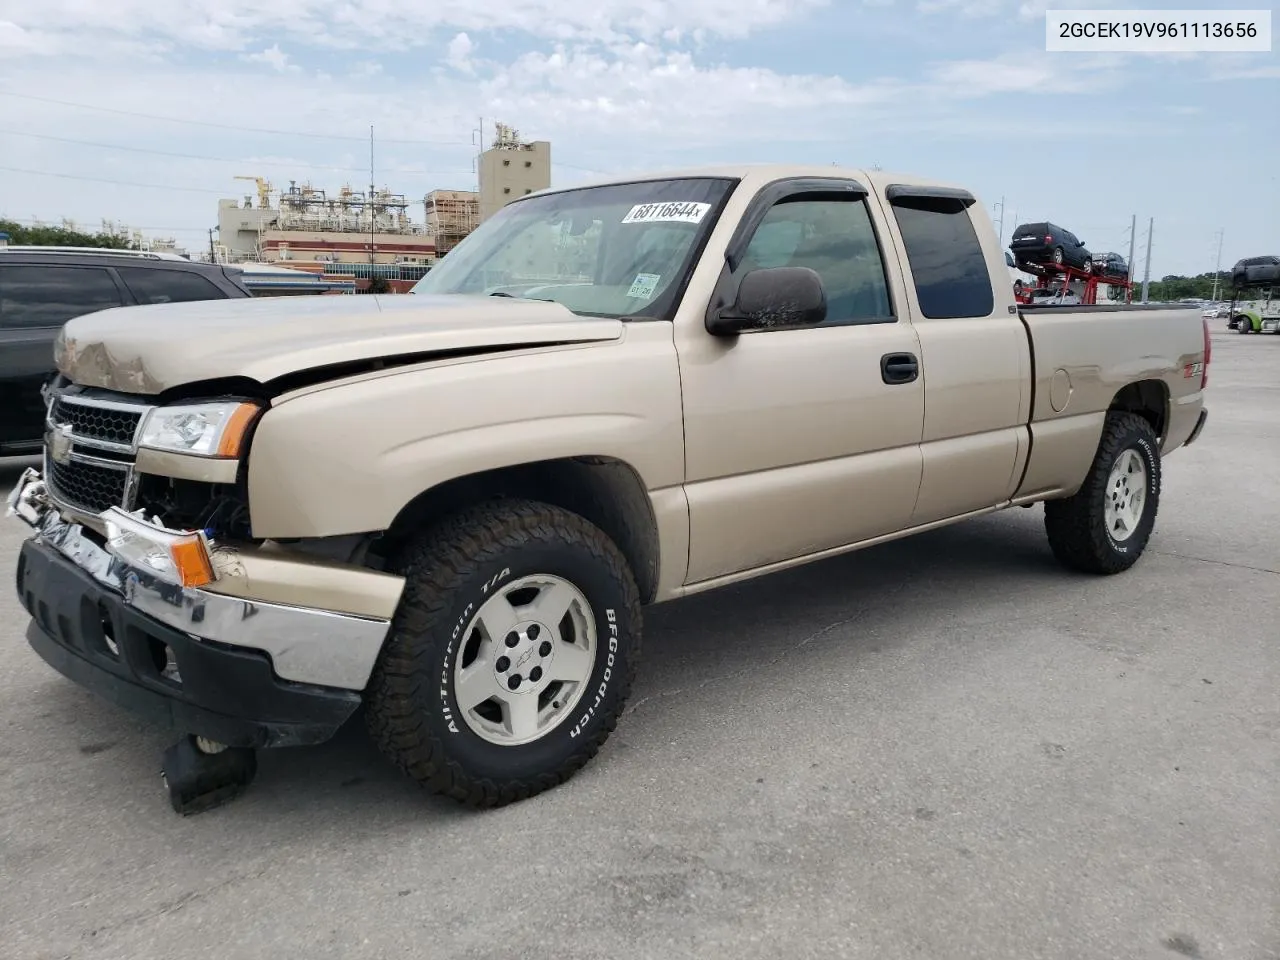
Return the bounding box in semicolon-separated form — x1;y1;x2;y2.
626;273;661;299
621;202;711;225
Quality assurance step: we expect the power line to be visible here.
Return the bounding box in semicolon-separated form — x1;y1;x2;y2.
0;128;439;175
0;91;612;176
0;164;230;194
0;90;475;145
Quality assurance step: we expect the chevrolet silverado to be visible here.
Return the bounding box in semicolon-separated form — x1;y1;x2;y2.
7;164;1211;811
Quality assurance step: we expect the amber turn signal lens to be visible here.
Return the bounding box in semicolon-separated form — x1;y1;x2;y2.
170;535;217;588
216;403;261;458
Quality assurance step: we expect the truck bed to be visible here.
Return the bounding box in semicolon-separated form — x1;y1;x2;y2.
1013;302;1206;503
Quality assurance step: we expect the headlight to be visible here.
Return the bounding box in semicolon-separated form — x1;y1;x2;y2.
138;402;260;458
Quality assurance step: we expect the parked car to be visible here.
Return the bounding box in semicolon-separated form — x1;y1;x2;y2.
1229;255;1280;289
1031;289;1082;306
0;247;250;455
9;164;1210;814
1009;222;1092;272
1090;251;1129;280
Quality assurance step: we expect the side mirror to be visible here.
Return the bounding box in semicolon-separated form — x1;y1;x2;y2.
707;266;827;336
1078;239;1087;246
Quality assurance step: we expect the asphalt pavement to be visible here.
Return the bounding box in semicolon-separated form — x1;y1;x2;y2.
1;331;1277;960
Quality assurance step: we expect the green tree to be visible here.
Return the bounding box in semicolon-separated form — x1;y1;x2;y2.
0;218;133;249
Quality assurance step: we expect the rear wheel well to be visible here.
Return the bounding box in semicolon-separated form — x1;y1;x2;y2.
377;457;661;604
1109;380;1168;444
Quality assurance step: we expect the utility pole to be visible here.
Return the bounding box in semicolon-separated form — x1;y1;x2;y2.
1126;214;1136;284
208;228;216;263
993;196;1006;246
369;124;376;286
1141;217;1153;303
1210;228;1224;302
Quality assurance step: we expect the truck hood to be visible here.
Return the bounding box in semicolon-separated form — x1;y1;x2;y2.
54;294;625;395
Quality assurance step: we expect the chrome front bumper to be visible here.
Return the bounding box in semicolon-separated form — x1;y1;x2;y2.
7;467;393;691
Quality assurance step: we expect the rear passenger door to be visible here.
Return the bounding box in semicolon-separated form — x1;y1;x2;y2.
0;263;126;446
115;266;231;304
870;181;1031;526
677;177;926;584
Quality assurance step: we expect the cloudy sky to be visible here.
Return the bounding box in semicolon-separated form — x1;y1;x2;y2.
0;0;1275;277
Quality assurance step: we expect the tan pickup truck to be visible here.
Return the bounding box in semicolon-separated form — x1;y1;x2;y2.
8;164;1211;811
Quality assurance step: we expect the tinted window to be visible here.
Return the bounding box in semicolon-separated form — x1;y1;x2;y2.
738;197;893;326
890;196;994;319
0;264;124;329
117;267;226;304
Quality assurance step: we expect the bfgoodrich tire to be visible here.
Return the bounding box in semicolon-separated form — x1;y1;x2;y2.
366;499;642;808
1044;411;1161;574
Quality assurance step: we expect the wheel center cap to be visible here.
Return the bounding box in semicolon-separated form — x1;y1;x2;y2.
495;621;554;694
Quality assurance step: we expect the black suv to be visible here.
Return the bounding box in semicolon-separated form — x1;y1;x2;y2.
1009;222;1092;273
1230;255;1280;289
0;248;251;455
1090;251;1129;281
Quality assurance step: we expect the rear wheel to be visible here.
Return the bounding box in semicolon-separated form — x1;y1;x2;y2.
1044;412;1161;575
366;499;642;808
1053;247;1065;267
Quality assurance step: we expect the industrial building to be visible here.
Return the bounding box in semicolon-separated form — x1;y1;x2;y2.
423;189;479;258
215;176;435;284
479;123;551;221
212;123;553;290
425;124;551;255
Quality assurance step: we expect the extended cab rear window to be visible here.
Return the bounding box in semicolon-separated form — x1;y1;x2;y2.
889;194;994;320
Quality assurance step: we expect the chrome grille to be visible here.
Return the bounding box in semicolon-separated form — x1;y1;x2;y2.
47;455;130;515
43;387;153;517
50;396;144;447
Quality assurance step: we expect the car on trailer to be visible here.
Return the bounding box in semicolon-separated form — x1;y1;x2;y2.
1090;251;1129;281
1009;221;1092;272
1226;256;1280;334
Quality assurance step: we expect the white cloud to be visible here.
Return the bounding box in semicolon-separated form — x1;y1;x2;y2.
0;0;1271;276
0;19;48;52
242;43;297;73
446;32;477;73
0;0;832;52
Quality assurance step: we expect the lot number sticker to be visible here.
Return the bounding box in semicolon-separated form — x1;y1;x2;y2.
627;273;661;299
621;201;710;225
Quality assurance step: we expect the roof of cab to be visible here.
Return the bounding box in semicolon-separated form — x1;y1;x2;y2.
520;163;974;202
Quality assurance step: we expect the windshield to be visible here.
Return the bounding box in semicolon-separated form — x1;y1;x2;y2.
410;177;736;318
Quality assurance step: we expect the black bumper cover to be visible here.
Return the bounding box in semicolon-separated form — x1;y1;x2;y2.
16;537;361;748
1184;408;1208;447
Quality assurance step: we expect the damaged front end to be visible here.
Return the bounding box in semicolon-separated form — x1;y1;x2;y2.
6;383;405;750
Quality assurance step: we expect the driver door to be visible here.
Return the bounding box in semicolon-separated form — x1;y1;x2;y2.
676;178;926;585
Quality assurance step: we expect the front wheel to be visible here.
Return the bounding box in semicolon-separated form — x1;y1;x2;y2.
1044;411;1161;575
1236;317;1251;334
366;499;642;808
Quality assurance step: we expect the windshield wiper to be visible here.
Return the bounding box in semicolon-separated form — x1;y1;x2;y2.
488;291;556;303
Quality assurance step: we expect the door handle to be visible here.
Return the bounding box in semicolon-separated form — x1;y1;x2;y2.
880;352;919;385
